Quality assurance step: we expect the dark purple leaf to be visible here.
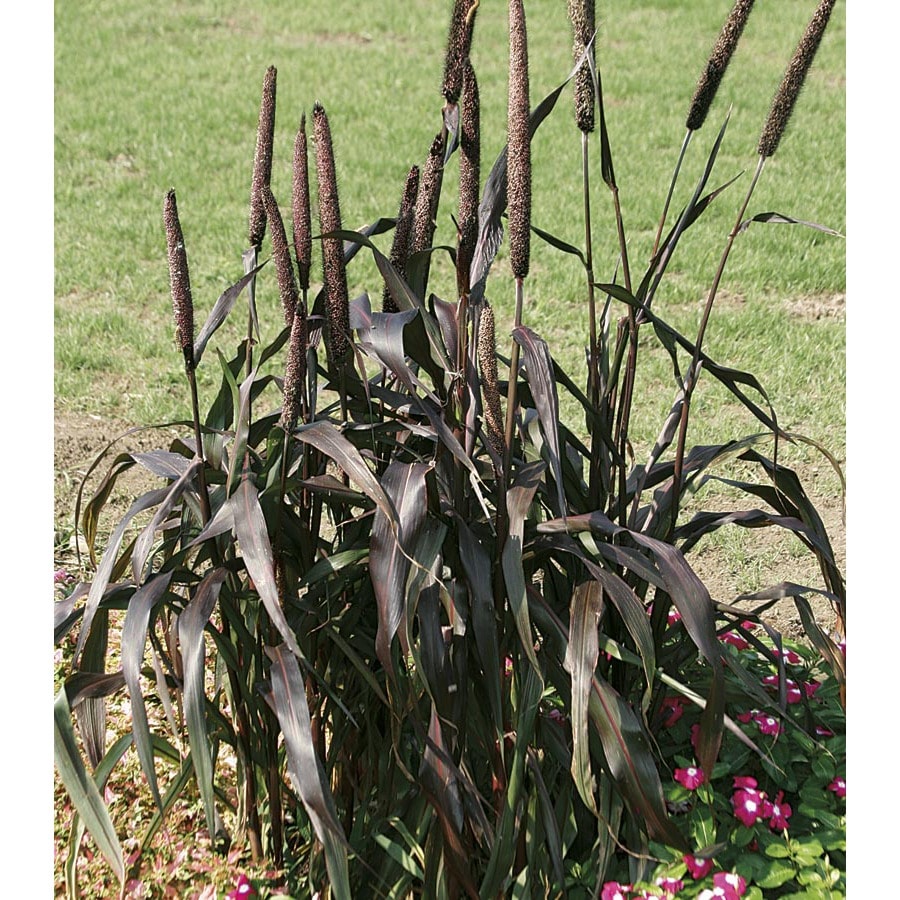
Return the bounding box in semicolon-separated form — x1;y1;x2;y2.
371;461;432;673
265;645;351;893
513;325;566;518
121;571;175;811
178;567;229;838
228;479;304;660
193;261;268;366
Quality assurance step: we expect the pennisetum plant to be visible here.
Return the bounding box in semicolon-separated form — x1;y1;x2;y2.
56;4;844;897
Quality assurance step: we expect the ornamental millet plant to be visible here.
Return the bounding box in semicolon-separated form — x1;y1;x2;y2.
55;1;844;895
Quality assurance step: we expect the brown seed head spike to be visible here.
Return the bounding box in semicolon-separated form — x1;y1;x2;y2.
757;0;836;158
567;0;595;134
263;186;299;327
686;0;755;131
164;189;195;370
292;114;312;293
412;133;446;256
383;165;420;313
441;0;479;105
507;0;531;280
280;307;308;434
313;102;350;366
457;61;481;297
478;302;505;462
249;66;277;249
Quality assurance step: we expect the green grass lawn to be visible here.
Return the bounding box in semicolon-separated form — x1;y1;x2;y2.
54;0;845;467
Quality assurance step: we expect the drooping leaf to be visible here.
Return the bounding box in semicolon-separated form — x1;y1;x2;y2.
121;571;174;811
514;326;566;519
54;688;125;884
178;567;229;839
564;579;603;813
265;644;351;898
371;461;432;674
738;211;844;237
75;486;166;664
193;261;268;366
502;460;546;675
228;478;304;660
293;420;394;522
130;460;200;581
587;674;688;850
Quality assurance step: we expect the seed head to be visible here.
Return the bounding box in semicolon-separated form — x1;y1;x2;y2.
292;114;312;292
280;306;308;433
249;66;277;248
567;0;595;133
412;133;446;256
163;189;195;370
441;0;479;104
313;102;350;366
384;165;420;313
262;187;299;327
507;0;531;280
686;0;755;131
477;302;505;462
457;61;481;297
757;0;836;158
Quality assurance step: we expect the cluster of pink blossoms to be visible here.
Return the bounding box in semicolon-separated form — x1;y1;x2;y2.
601;869;746;899
731;776;791;831
762;674;821;704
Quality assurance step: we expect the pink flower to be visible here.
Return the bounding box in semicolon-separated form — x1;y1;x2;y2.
668;608;682;626
827;777;846;798
683;854;714;879
765;790;792;831
504;656;513;677
774;647;801;665
713;871;747;898
54;568;71;583
804;680;821;699
661;697;685;728
227;875;256;900
815;725;834;737
656;876;684;896
547;708;567;725
601;882;632;900
732;776;758;790
753;712;782;736
736;710;754;724
721;631;750;650
674;766;705;790
732;787;766;827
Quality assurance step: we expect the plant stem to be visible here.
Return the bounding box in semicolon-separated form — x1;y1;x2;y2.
670;154;766;531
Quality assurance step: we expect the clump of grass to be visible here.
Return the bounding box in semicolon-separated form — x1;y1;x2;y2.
55;4;844;898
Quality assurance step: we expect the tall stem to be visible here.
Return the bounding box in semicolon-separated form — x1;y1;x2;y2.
670;155;766;531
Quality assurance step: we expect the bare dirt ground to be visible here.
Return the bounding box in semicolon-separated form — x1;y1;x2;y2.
53;405;845;643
